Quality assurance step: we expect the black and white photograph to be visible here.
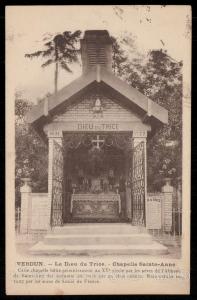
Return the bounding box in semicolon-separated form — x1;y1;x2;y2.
6;5;191;295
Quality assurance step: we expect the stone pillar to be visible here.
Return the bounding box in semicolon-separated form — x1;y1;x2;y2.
161;178;173;232
20;178;32;234
132;131;147;148
131;131;147;225
47;130;63;227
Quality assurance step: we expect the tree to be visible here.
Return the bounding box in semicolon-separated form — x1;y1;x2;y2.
15;92;48;207
111;36;182;190
143;50;182;190
111;36;128;77
25;30;81;93
111;33;144;80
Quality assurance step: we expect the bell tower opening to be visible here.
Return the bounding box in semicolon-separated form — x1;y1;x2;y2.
80;30;113;73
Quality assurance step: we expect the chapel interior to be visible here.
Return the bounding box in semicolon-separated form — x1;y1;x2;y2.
62;133;130;222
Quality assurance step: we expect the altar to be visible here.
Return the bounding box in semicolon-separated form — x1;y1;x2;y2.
70;193;121;220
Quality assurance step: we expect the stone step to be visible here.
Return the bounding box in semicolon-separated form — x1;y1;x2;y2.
29;224;168;256
43;233;153;245
29;241;168;256
51;224;146;235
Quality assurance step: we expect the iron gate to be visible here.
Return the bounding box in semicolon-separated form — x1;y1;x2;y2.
50;140;64;226
131;141;146;226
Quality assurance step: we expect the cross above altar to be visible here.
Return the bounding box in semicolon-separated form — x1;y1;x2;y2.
92;135;105;149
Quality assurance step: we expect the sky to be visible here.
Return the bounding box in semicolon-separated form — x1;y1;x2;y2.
6;5;191;103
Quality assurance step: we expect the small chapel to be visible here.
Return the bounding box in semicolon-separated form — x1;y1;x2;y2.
23;30;170;255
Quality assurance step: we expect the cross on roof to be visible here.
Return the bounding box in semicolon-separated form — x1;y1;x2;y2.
92;135;105;149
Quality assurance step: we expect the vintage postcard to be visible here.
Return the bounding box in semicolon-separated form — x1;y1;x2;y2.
6;5;191;295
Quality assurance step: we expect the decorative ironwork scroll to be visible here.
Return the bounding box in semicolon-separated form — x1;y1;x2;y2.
63;133;132;151
51;140;64;226
131;141;146;226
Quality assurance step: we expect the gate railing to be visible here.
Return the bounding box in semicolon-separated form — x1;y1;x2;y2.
172;207;182;236
50;140;64;227
15;206;21;235
131;141;145;226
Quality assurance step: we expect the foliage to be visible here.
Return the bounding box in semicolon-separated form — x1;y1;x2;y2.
15;92;32;123
111;37;182;190
111;36;128;77
25;30;81;93
15;93;48;206
144;51;182;190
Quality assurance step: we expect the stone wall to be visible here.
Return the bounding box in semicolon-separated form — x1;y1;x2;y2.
20;182;50;233
146;180;175;231
31;193;50;230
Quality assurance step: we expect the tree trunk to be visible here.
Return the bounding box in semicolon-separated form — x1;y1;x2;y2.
54;61;58;94
54;46;59;94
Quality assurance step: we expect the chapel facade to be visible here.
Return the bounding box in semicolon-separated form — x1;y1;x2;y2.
27;30;168;229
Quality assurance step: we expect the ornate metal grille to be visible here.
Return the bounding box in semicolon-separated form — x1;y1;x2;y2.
51;140;64;226
131;141;146;226
63;133;132;151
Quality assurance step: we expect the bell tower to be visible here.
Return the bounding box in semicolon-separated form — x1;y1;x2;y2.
80;30;113;74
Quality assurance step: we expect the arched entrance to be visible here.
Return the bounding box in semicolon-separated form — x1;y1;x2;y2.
63;133;131;222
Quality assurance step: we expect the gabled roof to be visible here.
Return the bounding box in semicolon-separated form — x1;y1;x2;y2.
27;65;168;127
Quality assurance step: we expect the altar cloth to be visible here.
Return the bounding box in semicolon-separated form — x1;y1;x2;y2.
70;193;121;219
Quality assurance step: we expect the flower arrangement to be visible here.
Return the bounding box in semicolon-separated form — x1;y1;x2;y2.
159;158;176;178
16;158;34;179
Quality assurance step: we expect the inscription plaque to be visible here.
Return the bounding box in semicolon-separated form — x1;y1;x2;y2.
146;193;163;229
77;123;118;131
